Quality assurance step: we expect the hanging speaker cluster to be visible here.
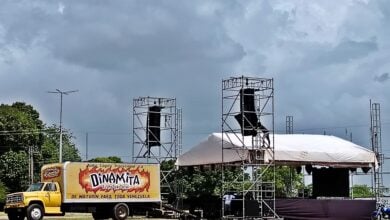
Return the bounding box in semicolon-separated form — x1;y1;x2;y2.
235;88;271;147
235;88;259;136
147;106;162;147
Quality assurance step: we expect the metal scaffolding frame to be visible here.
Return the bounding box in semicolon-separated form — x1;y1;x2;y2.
132;96;182;206
285;116;297;198
221;76;278;219
370;101;385;202
286;116;294;134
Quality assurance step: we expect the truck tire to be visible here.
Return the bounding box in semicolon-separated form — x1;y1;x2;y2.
7;212;25;220
26;204;43;220
112;203;129;220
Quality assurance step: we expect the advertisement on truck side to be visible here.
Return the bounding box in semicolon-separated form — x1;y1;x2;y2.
42;162;160;203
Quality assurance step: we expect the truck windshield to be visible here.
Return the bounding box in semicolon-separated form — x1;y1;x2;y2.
26;183;44;192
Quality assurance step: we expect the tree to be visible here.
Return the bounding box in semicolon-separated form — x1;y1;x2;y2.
33;124;82;180
0;102;46;191
0;102;44;153
262;166;304;197
12;102;43;130
352;184;374;198
182;169;222;197
0;180;8;203
0;151;29;192
175;165;304;199
88;156;122;163
33;125;81;182
161;159;175;171
0;102;82;193
174;166;242;198
39;125;82;164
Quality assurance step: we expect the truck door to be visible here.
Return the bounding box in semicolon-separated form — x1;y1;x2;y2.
43;183;61;208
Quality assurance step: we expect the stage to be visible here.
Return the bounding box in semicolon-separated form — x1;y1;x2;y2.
275;198;376;220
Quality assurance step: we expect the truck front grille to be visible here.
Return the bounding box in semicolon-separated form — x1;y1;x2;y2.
6;194;23;204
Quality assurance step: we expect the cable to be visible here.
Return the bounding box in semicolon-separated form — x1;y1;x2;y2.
0;121;388;136
0;129;61;136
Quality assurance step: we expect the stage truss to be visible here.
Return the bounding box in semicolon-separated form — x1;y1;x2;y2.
222;76;279;219
370;101;385;202
132;96;182;206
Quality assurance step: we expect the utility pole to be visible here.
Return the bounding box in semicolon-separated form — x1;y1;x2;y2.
28;146;34;184
48;89;78;163
86;132;89;161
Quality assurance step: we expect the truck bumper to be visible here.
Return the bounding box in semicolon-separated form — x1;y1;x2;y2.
4;204;25;213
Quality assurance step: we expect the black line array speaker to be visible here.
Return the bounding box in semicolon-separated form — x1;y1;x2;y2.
147;106;162;147
235;88;258;136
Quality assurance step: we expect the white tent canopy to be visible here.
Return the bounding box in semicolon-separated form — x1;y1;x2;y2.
176;133;378;168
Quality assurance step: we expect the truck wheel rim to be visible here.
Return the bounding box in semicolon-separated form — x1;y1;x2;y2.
31;208;42;219
117;206;127;218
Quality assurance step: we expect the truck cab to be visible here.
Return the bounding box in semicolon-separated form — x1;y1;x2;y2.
4;182;63;220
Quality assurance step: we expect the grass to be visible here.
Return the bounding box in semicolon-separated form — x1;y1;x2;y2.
0;212;93;219
0;212;167;219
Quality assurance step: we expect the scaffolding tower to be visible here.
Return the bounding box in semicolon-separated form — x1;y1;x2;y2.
285;116;297;198
222;76;279;219
286;116;293;134
132;97;182;206
370;101;384;202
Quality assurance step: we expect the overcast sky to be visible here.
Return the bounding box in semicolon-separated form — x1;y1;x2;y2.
0;0;389;175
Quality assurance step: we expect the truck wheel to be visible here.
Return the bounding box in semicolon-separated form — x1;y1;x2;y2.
7;212;25;220
26;204;43;220
112;203;129;220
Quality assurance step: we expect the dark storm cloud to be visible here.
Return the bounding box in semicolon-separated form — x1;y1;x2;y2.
0;0;248;159
3;1;245;72
375;73;389;83
315;39;378;65
1;0;390;169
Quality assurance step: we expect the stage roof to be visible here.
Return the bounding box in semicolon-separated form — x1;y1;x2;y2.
176;133;378;168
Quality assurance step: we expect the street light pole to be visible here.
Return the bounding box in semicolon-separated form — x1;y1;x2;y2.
48;89;78;163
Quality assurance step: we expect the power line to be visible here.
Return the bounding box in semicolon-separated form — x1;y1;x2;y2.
294;124;368;132
72;131;131;135
0;122;389;137
0;129;69;136
283;121;390;133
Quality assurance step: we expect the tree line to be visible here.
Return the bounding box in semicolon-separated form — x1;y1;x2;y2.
0;102;81;198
